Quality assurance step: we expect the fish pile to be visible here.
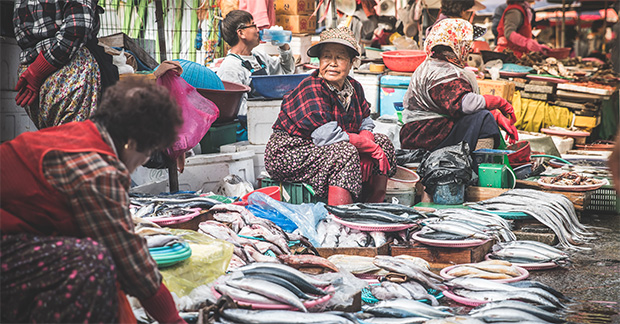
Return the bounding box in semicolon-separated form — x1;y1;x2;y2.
415;209;516;242
130;192;220;219
446;277;571;311
489;240;571;265
443;260;523;280
423;299;567;323
373;255;446;292
217;309;356;324
316;216;390;248
539;172;604;186
360;299;454;322
368;280;442;306
214;263;332;313
470;189;597;250
325;203;426;225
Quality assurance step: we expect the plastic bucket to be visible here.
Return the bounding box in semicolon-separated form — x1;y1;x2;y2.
387;166;420;191
242;186;281;202
385;188;416;206
432;183;465;205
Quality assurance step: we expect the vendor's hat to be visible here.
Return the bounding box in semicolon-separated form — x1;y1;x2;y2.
307;27;361;58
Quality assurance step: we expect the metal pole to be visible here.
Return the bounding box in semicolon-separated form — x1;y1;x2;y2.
155;0;179;193
561;0;565;48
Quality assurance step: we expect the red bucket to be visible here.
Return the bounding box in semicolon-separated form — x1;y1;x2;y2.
242;186;281;202
507;141;531;167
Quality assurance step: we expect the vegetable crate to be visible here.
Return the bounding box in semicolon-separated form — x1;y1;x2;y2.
585;186;620;214
260;178;325;204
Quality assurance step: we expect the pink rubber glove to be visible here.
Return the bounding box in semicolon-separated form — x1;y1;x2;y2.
141;283;186;324
491;110;519;144
508;32;550;54
15;53;57;107
348;133;390;175
483;94;517;124
359;130;375;143
360;154;374;182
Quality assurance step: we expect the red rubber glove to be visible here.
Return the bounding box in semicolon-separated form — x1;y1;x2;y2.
360;154;374;182
15;53;57;107
359;130;375;143
508;32;550;54
491;110;519;145
141;283;186;324
483;94;517;124
348;132;390;175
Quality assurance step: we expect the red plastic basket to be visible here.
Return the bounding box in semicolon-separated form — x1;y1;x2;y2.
381;50;427;72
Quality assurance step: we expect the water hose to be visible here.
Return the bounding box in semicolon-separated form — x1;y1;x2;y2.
530;154;573;165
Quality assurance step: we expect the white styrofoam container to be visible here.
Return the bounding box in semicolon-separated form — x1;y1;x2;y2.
354;73;380;114
247;99;281;145
220;140;267;187
1;37;21;91
1;90;37;142
130;150;255;193
290;35;312;63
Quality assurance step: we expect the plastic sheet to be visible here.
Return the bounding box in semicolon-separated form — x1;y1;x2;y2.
159;229;234;297
247;192;327;246
157;71;219;161
246;205;299;232
312;271;368;311
395;148;428;166
418;142;476;195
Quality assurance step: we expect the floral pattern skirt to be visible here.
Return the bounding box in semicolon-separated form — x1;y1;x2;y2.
18;46;100;130
1;234;118;323
264;131;397;199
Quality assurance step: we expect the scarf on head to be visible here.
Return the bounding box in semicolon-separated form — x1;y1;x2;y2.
424;18;474;68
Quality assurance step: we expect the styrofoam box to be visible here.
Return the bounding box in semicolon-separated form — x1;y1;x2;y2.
220;140;267;187
290;35;312;64
130;150;255;193
1;91;37;142
1;37;21;91
516;131;574;155
354;72;380;114
247;99;281;145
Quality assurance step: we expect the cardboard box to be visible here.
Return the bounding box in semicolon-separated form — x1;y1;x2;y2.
275;15;317;34
274;0;315;15
477;79;516;104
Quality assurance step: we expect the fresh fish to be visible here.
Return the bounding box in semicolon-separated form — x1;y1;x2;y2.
226;277;308;312
236;263;330;295
144;234;180;248
394;255;431;270
452;289;561;310
424;317;486;324
490;246;565;264
214;284;281;305
506;281;572;302
327;255;382;274
423;223;490;240
363;298;453;318
373;257;445;291
448;278;565;308
277;254;340;272
369;231;388;247
243;273;319;300
339;229;369;247
370;283;411;300
446;266;513;280
457;263;522;277
400;281;439;306
220;309;355;324
242;245;279;263
352;203;426;218
325;205;419;224
360;316;428;323
417;231;471;241
470;300;566;323
471;307;558;323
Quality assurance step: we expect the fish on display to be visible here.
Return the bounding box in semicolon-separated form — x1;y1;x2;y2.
235;263;331;296
470;300;566;323
225;277;309;312
325;205;420;224
277;254;340;272
220;309;355;324
327;254;385;275
373;256;445;291
362;298;453;319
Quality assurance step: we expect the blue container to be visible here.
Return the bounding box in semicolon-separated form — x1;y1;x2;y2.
171;59;224;90
380;76;410;117
250;74;309;99
432;183;465;205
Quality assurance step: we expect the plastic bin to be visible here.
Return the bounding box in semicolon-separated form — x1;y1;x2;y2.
260;178;325;204
220;141;267;187
385;188;416;206
1;91;37;142
199;122;239;154
380;75;410;117
433;183;465;205
177;150;255;192
355;73;380;114
247;99;281;145
250;74;309;99
585;186;620;214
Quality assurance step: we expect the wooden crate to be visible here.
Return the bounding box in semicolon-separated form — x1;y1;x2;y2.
465;185;590;211
316;242;390;259
391;240;494;270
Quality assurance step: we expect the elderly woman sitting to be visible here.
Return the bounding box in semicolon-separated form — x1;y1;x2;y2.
400;19;519;152
265;27;396;205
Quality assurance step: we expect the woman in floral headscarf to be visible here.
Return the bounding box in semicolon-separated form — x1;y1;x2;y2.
400;18;519;152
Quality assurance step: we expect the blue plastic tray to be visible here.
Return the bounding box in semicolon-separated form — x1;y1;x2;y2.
250;74;309;99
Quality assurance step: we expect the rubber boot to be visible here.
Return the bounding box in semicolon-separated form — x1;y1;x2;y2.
364;174;388;203
327;186;353;206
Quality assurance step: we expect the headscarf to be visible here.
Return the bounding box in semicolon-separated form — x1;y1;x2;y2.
424;19;474;68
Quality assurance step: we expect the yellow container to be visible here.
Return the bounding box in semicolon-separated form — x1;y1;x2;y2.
573;115;598;129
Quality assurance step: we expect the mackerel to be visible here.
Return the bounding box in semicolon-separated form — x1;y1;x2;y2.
471;307;557;323
452;289;561;310
226;277;308;312
214;284;281;305
363;298;453;318
220;309;354;324
423;223;490;240
325;205;418;223
470;300;565;323
243;273;318;300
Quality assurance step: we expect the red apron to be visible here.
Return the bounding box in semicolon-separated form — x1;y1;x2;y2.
496;4;532;58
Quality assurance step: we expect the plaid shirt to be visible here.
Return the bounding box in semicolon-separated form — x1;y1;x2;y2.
273;70;371;139
13;0;100;67
41;123;161;300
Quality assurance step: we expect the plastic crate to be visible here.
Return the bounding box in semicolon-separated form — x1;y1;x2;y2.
199;122;238;154
260;178;325;204
585;186;620;214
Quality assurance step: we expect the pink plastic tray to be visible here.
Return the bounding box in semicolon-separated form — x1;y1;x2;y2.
332;216;417;232
537;178;608;192
442;289;488;306
499;71;528;78
411;232;491;248
485;254;558;270
212;285;334;310
439;264;529;283
144;208;202;226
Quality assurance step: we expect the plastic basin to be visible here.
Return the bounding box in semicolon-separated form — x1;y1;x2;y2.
387;166;420;191
381;50;426;72
242;186;281;201
196;80;250;124
547;47;571;60
250;74;309;99
433;183;465;205
471;40;490;53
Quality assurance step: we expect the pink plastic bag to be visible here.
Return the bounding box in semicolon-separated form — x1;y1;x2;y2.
157;70;219;160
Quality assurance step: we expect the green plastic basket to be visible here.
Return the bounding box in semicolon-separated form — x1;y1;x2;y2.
260;178;326;204
585;186;620;214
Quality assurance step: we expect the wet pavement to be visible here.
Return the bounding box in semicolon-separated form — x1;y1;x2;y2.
528;212;620;324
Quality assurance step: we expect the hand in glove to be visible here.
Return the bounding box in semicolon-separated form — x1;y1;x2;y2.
491;109;519;144
348;132;390;175
508;32;550;54
483;94;517;124
360;154;374;182
359;130;375;143
141;283;187;324
15;53;57;107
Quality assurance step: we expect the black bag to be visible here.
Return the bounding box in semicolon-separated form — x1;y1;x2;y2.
418;142;477;195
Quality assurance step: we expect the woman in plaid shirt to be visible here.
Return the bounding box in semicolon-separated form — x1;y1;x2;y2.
1;78;186;323
265;27;397;205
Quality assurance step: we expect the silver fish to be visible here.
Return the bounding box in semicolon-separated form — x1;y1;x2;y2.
226;277;308;312
220;309;354;324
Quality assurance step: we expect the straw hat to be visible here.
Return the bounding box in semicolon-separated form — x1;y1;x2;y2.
307;27;361;58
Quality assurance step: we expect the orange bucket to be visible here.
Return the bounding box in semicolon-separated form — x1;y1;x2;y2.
242;186;281;202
